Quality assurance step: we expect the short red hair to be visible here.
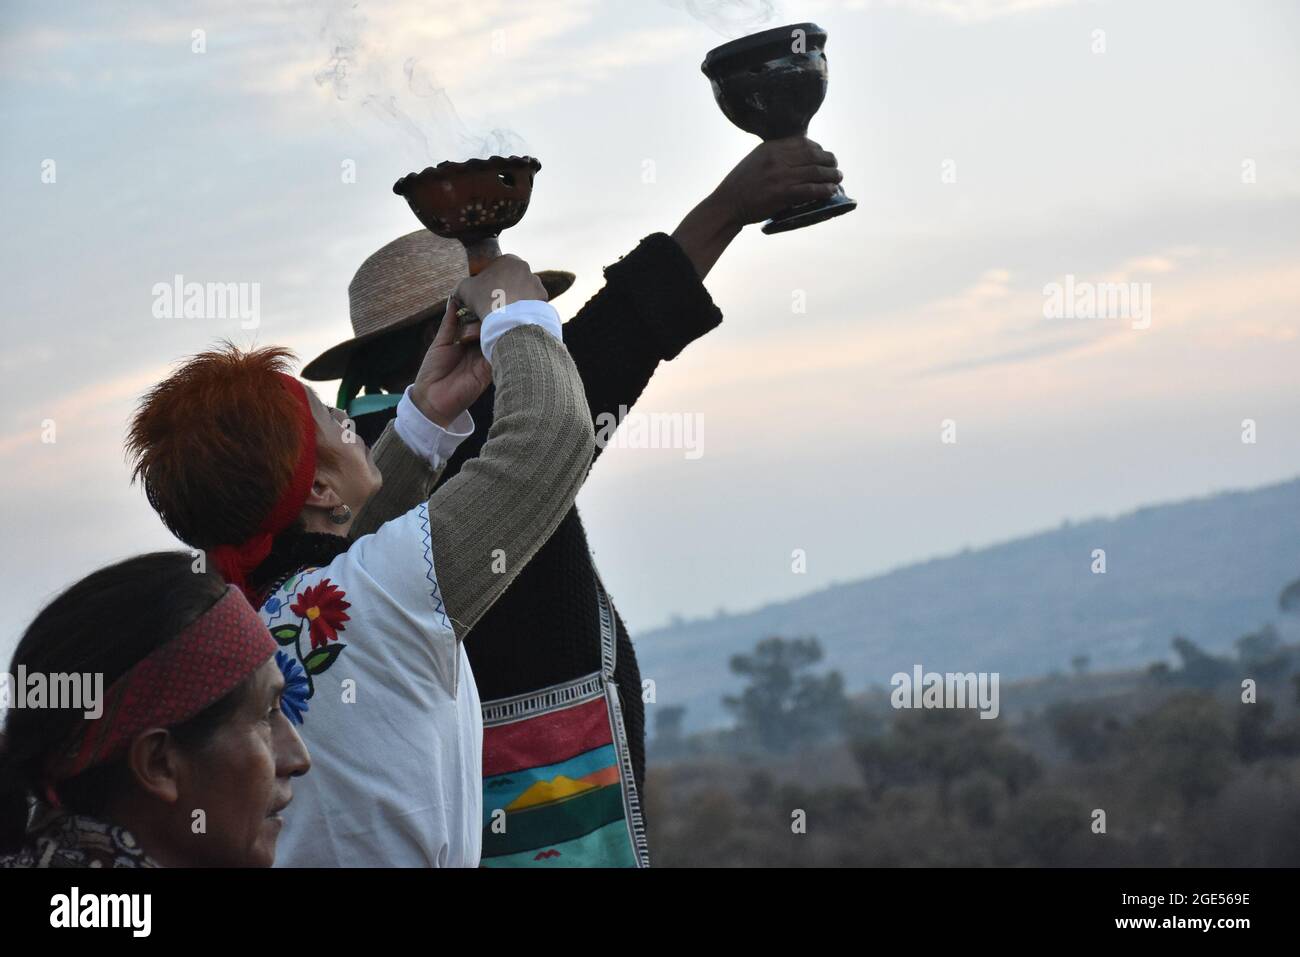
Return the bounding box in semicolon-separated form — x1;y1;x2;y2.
127;343;321;550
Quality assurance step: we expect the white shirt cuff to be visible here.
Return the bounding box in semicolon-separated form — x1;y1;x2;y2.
479;299;562;365
394;387;475;470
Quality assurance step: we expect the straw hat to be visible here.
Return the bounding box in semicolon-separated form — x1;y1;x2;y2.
301;230;574;381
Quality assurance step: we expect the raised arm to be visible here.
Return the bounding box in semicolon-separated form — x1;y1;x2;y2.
431;324;590;638
562;136;842;461
409;258;594;639
561;233;721;467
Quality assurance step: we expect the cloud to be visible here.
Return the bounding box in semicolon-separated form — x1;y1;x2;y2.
0;0;694;127
633;241;1297;424
1101;247;1200;283
914;332;1094;376
0;365;167;460
846;0;1078;23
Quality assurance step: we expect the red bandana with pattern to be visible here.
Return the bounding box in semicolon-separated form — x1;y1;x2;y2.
43;585;277;800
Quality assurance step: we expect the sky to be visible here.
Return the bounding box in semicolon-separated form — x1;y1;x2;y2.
1;0;1298;662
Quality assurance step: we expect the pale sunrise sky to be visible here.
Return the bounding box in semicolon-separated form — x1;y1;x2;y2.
1;0;1298;661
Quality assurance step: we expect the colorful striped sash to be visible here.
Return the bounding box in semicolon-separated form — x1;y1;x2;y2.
479;578;649;867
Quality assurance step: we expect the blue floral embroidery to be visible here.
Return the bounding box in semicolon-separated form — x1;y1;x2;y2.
275;651;311;725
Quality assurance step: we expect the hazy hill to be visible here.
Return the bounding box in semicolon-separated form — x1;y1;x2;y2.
634;477;1300;732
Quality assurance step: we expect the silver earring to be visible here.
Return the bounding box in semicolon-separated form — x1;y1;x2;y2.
329;504;352;526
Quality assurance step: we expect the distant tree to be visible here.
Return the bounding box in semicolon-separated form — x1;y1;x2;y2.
851;708;1039;817
723;636;848;753
668;788;742;867
955;771;1003;828
745;770;776;809
1010;791;1088;866
1235;625;1290;681
1236;625;1281;661
849;729;921;800
1236;700;1277;762
1047;700;1121;763
1279;578;1300;614
1236;699;1300;761
1127;692;1234;813
1170;635;1235;689
840;698;889;741
653;705;687;757
1070;654;1090;677
984;734;1041;798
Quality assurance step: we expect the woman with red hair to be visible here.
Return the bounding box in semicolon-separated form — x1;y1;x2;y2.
126;255;594;867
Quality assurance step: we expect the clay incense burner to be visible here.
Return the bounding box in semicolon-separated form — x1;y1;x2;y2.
701;23;855;234
393;155;541;336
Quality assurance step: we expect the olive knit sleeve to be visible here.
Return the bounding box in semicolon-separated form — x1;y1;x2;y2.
428;325;595;640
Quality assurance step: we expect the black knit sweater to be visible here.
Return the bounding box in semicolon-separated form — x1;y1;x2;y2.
351;233;722;790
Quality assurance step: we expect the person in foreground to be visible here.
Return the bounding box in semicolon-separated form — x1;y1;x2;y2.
0;553;311;868
125;255;594;866
303;137;841;864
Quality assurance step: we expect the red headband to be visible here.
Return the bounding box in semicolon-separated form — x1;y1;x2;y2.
210;372;318;600
43;585;277;803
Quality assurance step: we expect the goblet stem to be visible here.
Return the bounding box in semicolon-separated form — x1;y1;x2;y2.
453;237;503;344
464;237;501;276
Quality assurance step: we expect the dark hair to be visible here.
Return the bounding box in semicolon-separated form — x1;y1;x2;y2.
0;552;244;853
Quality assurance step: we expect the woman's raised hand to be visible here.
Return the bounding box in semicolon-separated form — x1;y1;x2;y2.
454;254;548;321
409;297;493;429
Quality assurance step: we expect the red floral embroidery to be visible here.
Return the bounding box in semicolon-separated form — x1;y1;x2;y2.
290;580;351;649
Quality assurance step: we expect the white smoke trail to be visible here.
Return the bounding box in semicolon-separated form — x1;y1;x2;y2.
661;0;782;38
313;0;528;166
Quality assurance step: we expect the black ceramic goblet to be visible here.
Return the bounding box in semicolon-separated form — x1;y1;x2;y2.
701;22;856;234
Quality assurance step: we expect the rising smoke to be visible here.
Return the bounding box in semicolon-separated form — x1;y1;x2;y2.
314;0;528;167
662;0;781;37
